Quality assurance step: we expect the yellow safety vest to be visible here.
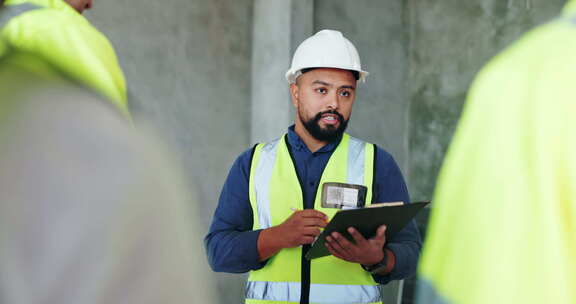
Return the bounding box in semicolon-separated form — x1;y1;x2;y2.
247;133;382;304
417;1;576;303
0;0;129;116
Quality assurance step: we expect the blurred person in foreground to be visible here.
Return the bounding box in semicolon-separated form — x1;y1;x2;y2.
0;0;129;116
416;1;576;303
0;41;217;303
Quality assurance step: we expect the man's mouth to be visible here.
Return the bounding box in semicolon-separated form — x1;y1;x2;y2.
303;110;349;142
320;113;340;125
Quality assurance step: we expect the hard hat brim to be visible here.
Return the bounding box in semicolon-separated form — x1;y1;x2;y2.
285;67;369;84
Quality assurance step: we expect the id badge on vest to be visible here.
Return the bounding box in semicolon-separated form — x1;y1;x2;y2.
320;182;367;210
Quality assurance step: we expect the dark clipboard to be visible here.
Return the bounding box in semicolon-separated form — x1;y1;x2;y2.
305;201;430;260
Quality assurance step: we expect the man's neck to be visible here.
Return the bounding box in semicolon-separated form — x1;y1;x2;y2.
294;123;328;153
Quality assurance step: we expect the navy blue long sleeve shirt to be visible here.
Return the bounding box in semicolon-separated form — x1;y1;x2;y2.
205;126;422;284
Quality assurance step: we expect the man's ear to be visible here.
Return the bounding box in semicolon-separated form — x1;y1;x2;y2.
289;83;299;108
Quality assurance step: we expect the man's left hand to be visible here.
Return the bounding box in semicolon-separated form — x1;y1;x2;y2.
325;225;386;266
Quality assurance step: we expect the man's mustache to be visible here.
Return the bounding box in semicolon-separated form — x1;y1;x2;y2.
314;110;344;122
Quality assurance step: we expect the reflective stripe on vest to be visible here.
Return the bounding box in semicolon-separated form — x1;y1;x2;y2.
0;3;42;28
246;281;381;303
347;136;366;185
252;138;281;229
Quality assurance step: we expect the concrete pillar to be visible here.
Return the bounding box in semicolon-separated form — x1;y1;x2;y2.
250;0;314;144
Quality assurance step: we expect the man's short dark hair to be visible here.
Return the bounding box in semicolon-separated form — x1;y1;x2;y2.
301;67;360;81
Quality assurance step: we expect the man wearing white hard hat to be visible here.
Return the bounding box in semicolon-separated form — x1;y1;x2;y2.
206;30;421;304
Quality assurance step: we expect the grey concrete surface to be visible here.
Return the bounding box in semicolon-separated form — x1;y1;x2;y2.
251;0;292;143
87;1;253;303
84;0;569;303
251;0;314;144
315;0;409;173
314;1;408;303
403;0;566;303
406;0;566;203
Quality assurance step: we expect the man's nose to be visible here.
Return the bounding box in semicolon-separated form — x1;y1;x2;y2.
326;93;339;110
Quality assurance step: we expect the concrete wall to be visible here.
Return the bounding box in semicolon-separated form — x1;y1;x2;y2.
315;0;409;172
251;0;314;144
86;0;569;303
87;1;254;303
314;2;409;302
406;0;566;202
404;0;565;303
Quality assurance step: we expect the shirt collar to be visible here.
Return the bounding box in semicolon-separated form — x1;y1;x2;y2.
286;125;342;153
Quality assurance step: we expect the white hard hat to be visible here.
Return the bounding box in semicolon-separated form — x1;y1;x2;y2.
285;29;368;84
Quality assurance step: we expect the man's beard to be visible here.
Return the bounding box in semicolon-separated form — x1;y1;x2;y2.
300;110;349;142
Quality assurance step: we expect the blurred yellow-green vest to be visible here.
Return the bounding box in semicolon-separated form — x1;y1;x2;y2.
0;0;129;116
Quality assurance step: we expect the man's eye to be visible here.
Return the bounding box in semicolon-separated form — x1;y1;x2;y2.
316;88;327;94
340;91;351;97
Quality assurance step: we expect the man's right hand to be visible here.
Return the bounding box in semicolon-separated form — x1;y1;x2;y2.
276;209;328;248
257;209;328;261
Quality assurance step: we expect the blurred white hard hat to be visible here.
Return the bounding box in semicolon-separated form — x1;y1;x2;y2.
285;29;369;84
